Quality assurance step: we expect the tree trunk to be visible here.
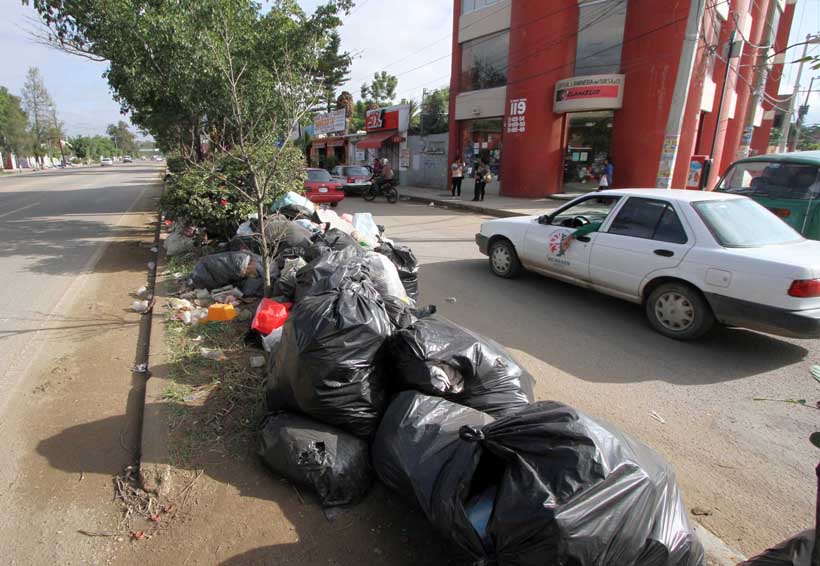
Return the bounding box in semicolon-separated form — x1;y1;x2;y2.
256;197;271;297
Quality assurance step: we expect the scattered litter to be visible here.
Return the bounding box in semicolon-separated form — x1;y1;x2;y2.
195;288;210;300
753;397;819;409
691;507;712;516
149;246;158;253
135;286;148;297
262;327;284;353
252;299;292;336
133;363;148;373
168;298;193;311
237;308;252;321
445;297;457;304
200;348;226;361
132;300;150;313
147;261;156;271
173;272;183;280
250;355;266;368
811;364;820;384
428;202;434;206
191;335;203;343
206;303;237;322
131;530;145;541
649;410;667;424
78;530;116;538
211;285;243;303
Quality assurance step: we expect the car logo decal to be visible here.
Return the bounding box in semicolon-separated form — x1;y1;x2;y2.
549;230;573;257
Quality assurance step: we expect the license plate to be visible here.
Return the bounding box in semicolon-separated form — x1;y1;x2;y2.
319;187;328;193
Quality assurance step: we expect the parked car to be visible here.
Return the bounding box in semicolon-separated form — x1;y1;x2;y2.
123;155;133;163
716;150;820;240
476;189;820;340
100;157;114;166
304;168;344;207
330;165;373;195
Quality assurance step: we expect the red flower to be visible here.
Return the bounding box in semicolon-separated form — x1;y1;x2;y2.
220;198;228;207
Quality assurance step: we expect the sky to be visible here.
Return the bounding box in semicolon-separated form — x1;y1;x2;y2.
0;0;818;138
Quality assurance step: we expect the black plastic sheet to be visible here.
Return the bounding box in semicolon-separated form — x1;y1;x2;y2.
293;248;370;303
189;252;260;290
258;412;373;507
373;393;704;566
376;242;419;301
265;280;392;438
389;315;534;417
738;531;816;566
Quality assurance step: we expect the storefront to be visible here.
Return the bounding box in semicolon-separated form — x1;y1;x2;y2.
310;136;347;168
355;104;411;179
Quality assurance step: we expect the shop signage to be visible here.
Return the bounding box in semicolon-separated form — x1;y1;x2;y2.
313;109;346;135
399;148;410;170
365;104;410;132
506;98;527;134
554;74;625;113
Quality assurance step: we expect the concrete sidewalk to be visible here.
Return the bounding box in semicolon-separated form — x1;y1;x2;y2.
399;185;566;218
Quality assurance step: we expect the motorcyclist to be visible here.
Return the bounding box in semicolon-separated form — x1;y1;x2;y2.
374;158;394;192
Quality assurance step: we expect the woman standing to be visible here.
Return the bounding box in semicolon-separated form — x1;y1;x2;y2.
450;156;464;197
473;159;490;202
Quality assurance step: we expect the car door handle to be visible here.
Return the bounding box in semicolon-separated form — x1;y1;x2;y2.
576;235;591;242
654;249;674;257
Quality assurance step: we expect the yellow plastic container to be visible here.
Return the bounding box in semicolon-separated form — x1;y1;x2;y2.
206;303;237;322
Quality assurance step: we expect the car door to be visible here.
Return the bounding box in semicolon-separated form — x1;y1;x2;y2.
522;195;621;284
589;197;693;300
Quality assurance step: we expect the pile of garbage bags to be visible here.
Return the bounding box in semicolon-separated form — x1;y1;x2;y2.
739;531;816;566
171;205;703;564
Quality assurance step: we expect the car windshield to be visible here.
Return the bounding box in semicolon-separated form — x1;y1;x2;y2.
344;167;370;176
307;169;332;182
716;161;820;200
692;198;803;247
550;195;621;227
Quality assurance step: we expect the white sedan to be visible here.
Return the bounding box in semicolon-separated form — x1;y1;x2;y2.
476;189;820;340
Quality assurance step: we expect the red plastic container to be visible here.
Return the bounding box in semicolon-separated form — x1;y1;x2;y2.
251;299;292;335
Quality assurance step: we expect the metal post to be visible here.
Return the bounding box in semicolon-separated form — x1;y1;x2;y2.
779;34;814;153
793;75;816;151
710;30;738;162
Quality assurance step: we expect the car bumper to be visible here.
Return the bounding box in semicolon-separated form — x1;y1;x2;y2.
344;183;372;194
706;293;820;339
476;233;489;255
307;192;345;204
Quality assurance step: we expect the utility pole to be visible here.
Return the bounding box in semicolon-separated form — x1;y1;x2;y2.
792;75;816;151
779;33;820;153
704;30;740;187
420;88;427;137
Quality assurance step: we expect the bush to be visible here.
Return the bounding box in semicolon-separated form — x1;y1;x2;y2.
166;156;188;175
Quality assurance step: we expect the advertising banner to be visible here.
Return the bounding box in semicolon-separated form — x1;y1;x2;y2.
554;74;625;113
314;109;346;135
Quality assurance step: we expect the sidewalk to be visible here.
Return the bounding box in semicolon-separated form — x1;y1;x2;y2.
399;185;571;218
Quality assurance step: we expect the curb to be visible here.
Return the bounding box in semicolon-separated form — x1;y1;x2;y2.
402;193;528;218
138;188;173;497
696;523;746;565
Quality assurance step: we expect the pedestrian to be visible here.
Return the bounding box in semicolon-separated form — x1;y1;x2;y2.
473;159;491;202
598;158;614;191
450;156;464;197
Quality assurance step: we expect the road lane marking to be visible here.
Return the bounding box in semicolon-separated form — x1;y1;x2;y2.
0;201;41;219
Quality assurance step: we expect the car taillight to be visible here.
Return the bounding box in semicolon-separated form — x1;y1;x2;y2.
769;207;791;218
348;177;355;183
788;279;820;298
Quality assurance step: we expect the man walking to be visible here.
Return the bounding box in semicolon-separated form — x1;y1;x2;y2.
450;156;464;197
598;158;614;191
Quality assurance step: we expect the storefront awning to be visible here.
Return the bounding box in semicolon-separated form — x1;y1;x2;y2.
356;131;395;149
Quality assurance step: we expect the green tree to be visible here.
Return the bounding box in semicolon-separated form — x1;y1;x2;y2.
360;71;397;107
420;87;449;135
0;87;31;154
106;120;137;155
316;31;352;112
796;123;820;151
69;134;117;160
21;67;57;164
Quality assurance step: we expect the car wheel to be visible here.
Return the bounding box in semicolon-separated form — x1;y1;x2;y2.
488;239;522;279
646;282;714;340
330;201;338;208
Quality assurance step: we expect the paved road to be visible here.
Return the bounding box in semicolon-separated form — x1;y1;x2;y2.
337;197;819;557
0;164;162;414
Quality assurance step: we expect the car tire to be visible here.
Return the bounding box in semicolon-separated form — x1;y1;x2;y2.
645;282;714;340
330;201;338;208
488;238;522;279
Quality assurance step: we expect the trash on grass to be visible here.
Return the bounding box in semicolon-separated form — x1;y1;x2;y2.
133;363;148;373
147;261;156;271
250;355;266;368
206;303;237;322
132;300;150;313
135;286;148;297
200;347;226;361
252;299;292;336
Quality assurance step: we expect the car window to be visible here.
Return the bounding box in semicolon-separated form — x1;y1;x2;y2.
693;198;803;247
331;167;341;176
608;198;687;243
717;161;820;200
344;167;370;176
307;169;332;182
550;195;621;228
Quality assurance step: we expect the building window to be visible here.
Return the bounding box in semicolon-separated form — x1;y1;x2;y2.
460;31;509;92
461;118;503;178
574;0;628;76
462;0;499;16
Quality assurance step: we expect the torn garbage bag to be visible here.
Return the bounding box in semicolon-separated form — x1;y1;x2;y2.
189;252;260;290
738;531;815;566
266;280;392;438
364;252;408;301
272;257;307;300
382;296;436;331
270;191;315;219
376;242;419;301
390;315;533;417
258;412;373;507
373;393;704;566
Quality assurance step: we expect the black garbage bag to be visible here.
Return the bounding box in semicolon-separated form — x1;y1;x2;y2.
389;315;534;417
266;279;392;438
377;242;419;301
189;251;261;290
382;296;437;331
738;531;815;566
373;393;704;566
228;235;262;254
324;228;362;252
272;257;307;301
260;217;314;260
258;412;373;507
293;247;369;303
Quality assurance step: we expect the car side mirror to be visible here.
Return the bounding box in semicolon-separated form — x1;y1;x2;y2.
539;214;552;225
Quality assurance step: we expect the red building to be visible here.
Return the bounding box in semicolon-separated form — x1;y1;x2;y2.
448;0;796;197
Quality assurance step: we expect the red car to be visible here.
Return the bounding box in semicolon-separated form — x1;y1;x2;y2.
304;168;345;207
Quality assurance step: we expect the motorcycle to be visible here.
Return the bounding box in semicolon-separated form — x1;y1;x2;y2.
364;176;398;203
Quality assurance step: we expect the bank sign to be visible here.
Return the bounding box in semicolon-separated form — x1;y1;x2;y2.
554;74;625;113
